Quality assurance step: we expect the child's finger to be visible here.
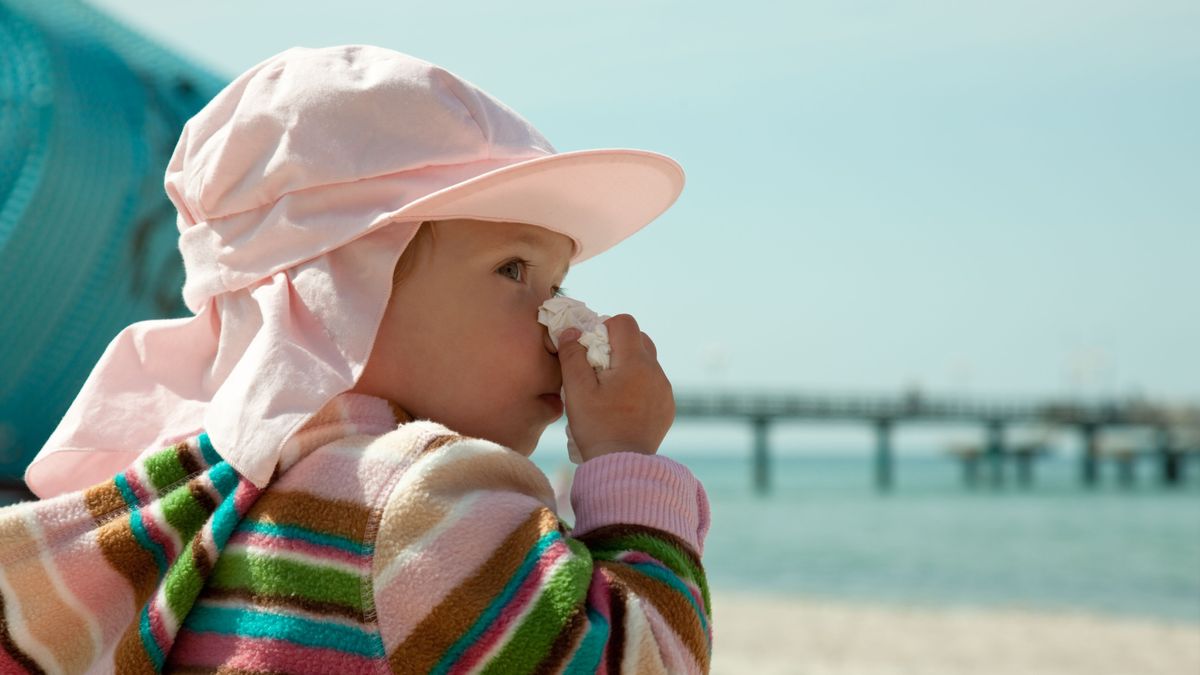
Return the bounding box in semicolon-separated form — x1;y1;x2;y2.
602;314;644;371
641;332;657;359
556;328;597;389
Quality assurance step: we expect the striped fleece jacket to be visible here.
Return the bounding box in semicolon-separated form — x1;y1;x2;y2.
0;392;712;673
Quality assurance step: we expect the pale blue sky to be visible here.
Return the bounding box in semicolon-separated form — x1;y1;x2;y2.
88;0;1199;412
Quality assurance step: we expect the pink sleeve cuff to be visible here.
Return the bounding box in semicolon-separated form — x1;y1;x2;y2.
569;452;711;556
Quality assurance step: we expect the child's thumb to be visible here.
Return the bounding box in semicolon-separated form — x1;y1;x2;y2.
556;329;594;386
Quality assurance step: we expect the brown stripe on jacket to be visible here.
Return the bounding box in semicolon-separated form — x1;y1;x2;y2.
84;482;129;524
191;534;214;580
113;619;158;675
169;662;260;667
598;560;711;671
388;507;558;674
243;491;372;542
95;518;160;605
175;442;203;478
0;589;47;675
0;517;97;672
606;580;628;675
420;433;465;455
187;480;218;517
397;435;554;511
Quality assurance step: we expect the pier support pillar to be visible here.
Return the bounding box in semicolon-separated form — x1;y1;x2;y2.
962;452;980;489
752;416;770;495
986;421;1005;488
874;418;893;492
1117;452;1136;488
1080;423;1100;488
1015;449;1034;488
1157;426;1181;487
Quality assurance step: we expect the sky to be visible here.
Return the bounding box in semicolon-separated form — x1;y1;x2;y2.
84;0;1199;426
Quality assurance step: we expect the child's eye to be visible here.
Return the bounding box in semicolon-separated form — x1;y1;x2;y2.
498;259;525;282
499;258;567;298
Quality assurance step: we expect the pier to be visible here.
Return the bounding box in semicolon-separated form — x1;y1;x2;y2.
3;390;1197;502
674;390;1200;494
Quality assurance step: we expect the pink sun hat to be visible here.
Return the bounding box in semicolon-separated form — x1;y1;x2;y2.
25;44;684;498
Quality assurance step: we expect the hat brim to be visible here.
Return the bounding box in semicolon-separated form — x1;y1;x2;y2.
382;148;684;264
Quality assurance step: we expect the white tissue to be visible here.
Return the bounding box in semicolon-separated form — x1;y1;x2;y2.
538;297;611;370
537;296;612;464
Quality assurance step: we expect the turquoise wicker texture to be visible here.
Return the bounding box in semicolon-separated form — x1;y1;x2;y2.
0;0;226;477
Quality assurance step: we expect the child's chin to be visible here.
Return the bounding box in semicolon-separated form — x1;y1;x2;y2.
509;431;547;458
510;441;536;457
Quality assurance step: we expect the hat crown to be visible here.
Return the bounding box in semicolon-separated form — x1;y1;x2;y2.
166;45;555;225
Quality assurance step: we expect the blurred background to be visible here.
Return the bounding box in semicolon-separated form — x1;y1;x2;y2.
1;0;1197;672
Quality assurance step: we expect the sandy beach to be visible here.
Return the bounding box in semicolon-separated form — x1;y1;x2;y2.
709;590;1200;675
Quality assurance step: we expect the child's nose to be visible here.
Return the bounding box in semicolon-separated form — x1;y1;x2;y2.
543;324;558;355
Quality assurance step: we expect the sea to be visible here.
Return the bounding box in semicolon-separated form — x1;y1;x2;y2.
535;442;1200;625
3;437;1196;626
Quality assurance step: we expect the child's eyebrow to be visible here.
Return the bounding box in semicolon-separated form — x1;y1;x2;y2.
501;233;571;280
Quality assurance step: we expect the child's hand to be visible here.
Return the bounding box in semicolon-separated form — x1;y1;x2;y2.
556;314;675;461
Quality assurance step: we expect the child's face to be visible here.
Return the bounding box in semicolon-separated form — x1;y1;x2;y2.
354;218;574;456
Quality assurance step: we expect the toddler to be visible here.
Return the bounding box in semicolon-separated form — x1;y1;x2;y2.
0;45;711;673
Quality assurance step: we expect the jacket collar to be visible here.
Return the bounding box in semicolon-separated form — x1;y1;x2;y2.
276;392;412;474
